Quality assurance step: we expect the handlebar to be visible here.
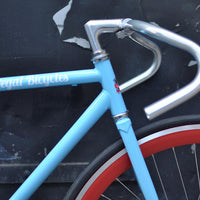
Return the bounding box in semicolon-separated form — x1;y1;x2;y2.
85;19;200;120
126;20;200;120
119;32;161;92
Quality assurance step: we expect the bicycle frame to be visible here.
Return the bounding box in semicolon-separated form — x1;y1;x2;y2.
8;58;158;199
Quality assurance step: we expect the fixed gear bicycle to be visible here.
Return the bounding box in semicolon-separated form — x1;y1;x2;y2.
5;18;200;199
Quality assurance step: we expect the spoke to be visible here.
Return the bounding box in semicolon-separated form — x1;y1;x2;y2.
101;194;112;200
152;154;168;200
172;147;189;200
192;144;200;199
116;178;141;200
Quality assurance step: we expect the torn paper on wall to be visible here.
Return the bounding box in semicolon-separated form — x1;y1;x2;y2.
53;0;90;49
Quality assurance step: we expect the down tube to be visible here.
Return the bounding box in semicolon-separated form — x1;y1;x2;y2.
9;90;110;200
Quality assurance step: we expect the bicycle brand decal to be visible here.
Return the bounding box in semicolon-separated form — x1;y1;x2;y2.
25;74;69;86
114;79;120;93
0;73;69;90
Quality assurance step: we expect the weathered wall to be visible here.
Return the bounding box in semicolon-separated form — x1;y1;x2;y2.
0;0;199;199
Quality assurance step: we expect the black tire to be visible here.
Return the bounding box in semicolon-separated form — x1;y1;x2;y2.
64;115;200;199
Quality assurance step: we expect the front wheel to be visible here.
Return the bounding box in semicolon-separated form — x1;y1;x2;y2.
64;115;200;200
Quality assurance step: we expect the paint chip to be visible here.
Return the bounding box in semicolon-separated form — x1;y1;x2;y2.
53;0;73;35
64;37;90;49
188;60;197;67
196;4;200;11
53;0;90;49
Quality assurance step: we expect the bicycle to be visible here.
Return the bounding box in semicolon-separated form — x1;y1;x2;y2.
2;18;200;199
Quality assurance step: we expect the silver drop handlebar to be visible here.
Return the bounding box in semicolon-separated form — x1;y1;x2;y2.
84;18;200;120
118;31;162;93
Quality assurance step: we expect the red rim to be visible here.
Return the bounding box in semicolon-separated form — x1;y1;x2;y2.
80;128;200;199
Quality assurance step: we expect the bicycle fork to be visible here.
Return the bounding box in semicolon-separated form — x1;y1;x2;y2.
116;117;158;199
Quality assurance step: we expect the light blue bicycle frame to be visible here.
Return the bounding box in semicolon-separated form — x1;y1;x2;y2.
5;58;158;200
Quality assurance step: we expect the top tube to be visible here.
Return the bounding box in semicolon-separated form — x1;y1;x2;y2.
0;69;100;92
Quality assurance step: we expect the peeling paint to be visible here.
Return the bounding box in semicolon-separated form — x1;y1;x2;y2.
14;152;19;157
8;132;14;136
53;0;90;49
196;4;200;11
0;144;17;160
175;23;180;27
64;37;90;49
188;60;197;67
53;0;73;35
